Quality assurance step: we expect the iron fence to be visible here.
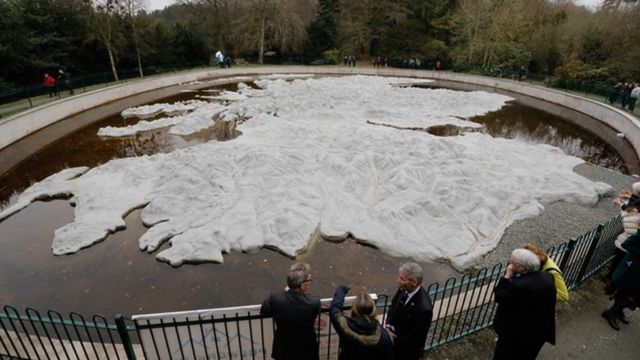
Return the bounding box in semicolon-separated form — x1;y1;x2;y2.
484;71;640;117
3;65;638;121
0;214;623;359
0;305;137;359
0;61;210;119
131;295;386;360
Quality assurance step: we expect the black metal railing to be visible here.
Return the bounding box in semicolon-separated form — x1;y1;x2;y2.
479;70;640;117
0;61;210;119
0;305;137;359
3;65;638;121
0;214;623;359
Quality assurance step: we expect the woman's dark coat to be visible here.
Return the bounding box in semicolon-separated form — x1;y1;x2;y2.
330;286;393;360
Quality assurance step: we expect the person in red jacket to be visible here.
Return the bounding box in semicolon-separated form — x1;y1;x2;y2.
43;73;57;97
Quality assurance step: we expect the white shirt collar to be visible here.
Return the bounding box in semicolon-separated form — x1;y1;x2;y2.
404;286;420;304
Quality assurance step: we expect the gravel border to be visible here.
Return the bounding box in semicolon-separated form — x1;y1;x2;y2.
473;163;638;270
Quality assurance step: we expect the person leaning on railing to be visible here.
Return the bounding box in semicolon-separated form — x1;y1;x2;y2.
602;202;640;331
260;262;321;360
608;183;640;280
522;243;569;302
329;286;393;360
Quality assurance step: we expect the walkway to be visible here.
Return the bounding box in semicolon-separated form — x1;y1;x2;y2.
429;273;640;359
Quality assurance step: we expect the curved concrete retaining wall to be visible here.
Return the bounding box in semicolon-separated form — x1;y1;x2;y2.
1;66;639;174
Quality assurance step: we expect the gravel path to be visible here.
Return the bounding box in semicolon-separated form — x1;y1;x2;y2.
473;163;638;270
427;163;640;359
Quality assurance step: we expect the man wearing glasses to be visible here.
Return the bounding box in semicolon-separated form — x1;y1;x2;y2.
261;262;321;360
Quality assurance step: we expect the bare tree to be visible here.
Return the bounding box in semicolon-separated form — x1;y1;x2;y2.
92;0;125;81
122;0;147;77
235;0;311;63
454;0;493;64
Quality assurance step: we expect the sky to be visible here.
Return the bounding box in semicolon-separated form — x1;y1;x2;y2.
574;0;603;8
147;0;176;11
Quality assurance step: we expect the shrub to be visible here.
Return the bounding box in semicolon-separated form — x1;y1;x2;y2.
308;49;339;65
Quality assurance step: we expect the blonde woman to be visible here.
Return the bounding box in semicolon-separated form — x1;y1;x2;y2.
330;286;393;360
523;243;569;302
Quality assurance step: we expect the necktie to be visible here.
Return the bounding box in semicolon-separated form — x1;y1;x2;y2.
400;291;409;306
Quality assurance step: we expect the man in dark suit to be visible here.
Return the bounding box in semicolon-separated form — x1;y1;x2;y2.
493;248;557;360
261;262;321;360
386;262;434;360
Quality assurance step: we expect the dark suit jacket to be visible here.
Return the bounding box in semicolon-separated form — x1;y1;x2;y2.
260;289;321;360
386;286;434;360
493;271;556;346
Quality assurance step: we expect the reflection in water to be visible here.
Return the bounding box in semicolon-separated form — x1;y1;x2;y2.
426;124;482;137
0;84;629;316
0;83;245;209
471;103;625;172
0;201;452;315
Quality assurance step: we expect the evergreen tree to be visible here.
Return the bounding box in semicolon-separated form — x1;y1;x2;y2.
303;0;338;63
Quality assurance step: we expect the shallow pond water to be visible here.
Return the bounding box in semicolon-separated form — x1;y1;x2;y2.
0;83;628;316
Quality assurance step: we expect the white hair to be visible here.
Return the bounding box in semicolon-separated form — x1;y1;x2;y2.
511;249;541;272
287;263;311;289
399;262;423;284
632;182;640;195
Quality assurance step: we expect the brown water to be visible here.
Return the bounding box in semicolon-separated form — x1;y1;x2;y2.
472;104;626;172
0;85;627;317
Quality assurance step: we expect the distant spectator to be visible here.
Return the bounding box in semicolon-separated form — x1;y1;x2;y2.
609;82;623;104
522;243;569;302
621;82;632;108
435;60;442;71
225;57;232;68
57;69;74;95
43;73;57;97
344;56;348;66
330;286;393;360
215;51;225;68
519;65;528;81
493;249;556;360
629;82;639;112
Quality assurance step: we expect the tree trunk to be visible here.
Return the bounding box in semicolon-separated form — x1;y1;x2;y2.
259;15;265;64
107;44;119;81
133;30;144;78
136;47;143;78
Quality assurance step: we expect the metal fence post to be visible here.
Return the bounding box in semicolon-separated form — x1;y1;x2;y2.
115;314;136;360
576;224;603;283
558;238;576;273
25;86;33;108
